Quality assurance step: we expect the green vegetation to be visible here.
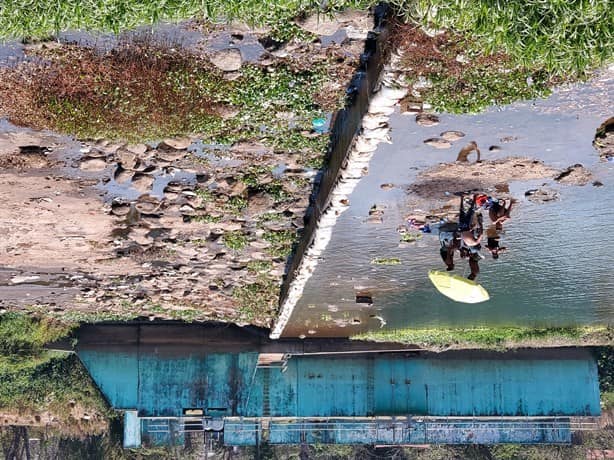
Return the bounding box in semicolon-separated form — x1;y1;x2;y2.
370;257;401;265
247;260;273;274
0;41;340;148
224;196;249;214
353;326;613;350
427;64;551;114
393;0;612;78
232;279;279;322
189;214;222;224
263;229;297;259
0;312;75;354
390;0;612;113
400;232;421;243
223;231;249;251
596;346;614;409
0;0;373;40
0;313;110;429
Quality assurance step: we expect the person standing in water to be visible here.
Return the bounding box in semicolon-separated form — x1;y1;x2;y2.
488;198;514;230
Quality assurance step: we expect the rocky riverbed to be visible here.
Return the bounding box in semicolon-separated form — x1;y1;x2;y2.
0;13;373;326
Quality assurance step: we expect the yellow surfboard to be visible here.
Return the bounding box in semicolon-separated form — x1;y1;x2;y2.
428;270;490;304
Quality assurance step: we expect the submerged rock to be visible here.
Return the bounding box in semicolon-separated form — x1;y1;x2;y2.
525;187;560;203
440;130;465;142
423;137;452;149
416;113;440;127
554;164;592;186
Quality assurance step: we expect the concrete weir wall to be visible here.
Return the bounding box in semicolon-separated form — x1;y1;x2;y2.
272;3;403;338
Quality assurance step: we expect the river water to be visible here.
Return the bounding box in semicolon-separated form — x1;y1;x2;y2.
283;67;614;337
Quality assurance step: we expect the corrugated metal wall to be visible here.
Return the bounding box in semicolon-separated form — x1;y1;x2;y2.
78;349;600;418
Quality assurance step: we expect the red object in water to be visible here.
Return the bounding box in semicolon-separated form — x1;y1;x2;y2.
475;194;488;207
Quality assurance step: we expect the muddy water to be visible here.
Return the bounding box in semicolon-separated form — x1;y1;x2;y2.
283;68;614;337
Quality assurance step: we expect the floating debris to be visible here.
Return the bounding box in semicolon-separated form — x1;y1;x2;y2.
371;257;401;265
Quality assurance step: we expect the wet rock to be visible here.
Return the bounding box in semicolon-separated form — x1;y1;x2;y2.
415;113;440;127
160;138;192;150
79;158;108;171
423;137;452;149
489;145;502;152
230;141;270;155
114;166;133;184
554;164;592;186
592;180;604;187
135;195;163;216
116;149;138;169
494;183;510;193
131;173;154;193
297;14;340;35
440;130;465;142
593;116;614;159
179;204;197;216
126;143;148;155
95;140;124;154
10;275;41;285
209;48;242;72
525;187;559;203
157;150;187;162
110;200;131;217
229;181;247;197
247;192;275;216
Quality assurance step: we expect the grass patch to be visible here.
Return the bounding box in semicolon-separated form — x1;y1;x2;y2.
392;24;552;113
0;0;375;40
596;346;614;409
224;196;248;215
353;326;613;350
0;313;110;431
0;38;342;144
390;0;613;113
232;279;279;323
223;231;248;251
392;0;613;78
247;260;273;274
0;312;76;354
263;229;297;259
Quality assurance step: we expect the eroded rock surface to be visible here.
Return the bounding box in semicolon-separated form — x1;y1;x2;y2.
0;130;316;326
